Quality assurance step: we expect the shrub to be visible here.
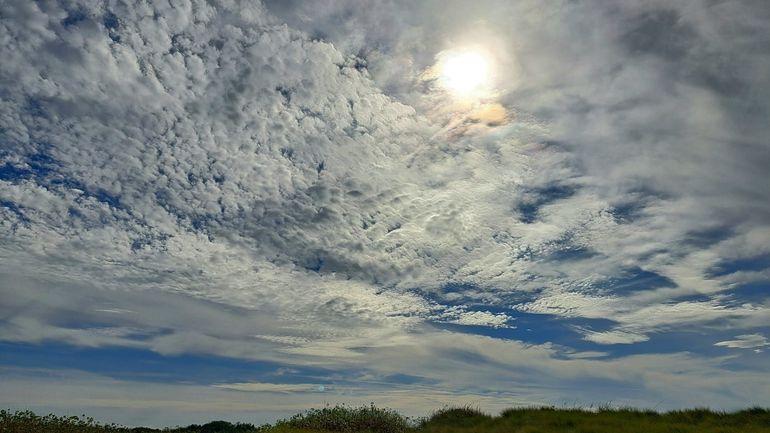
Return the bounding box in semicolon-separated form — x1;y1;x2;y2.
273;404;410;433
423;405;491;427
181;420;259;433
0;409;128;433
665;407;724;423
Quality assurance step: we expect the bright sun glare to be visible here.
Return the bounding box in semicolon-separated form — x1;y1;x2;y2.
440;50;490;96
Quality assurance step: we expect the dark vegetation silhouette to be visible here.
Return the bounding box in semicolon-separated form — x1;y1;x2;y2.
3;404;770;433
274;403;409;433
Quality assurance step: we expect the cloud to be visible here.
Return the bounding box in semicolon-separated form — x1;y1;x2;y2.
715;334;770;351
4;330;770;428
0;366;545;427
443;309;512;328
1;0;769;421
213;382;325;393
578;328;649;345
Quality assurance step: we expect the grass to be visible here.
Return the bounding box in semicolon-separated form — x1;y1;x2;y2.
2;404;770;433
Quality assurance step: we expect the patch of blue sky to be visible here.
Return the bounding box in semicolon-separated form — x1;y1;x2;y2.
0;163;32;182
543;246;598;263
430;309;616;353
516;183;578;224
681;225;733;249
24;96;47;118
571;324;769;362
94;189;122;208
707;253;770;278
606;329;732;357
1;148;126;211
722;281;770;304
424;285;622;353
428;295;767;362
595;267;677;295
0;199;28;223
0;150;58;182
542;243;728;302
717;338;770;372
60;9;88;28
609;200;650;224
0;341;330;386
103;11;119;30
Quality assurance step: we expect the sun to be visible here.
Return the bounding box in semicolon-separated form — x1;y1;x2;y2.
439;50;491;96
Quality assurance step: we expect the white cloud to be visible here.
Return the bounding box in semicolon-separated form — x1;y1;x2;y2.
1;0;769;419
3;332;770;427
5;0;765;339
446;310;512;328
261;0;770;327
213;382;324;393
562;351;609;359
579;328;649;345
715;334;770;350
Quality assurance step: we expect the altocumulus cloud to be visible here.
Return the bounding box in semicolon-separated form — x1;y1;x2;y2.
1;0;770;426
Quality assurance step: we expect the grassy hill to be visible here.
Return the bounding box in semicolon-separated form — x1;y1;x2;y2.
2;404;770;433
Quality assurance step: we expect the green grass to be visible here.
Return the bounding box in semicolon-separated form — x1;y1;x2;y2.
3;405;770;433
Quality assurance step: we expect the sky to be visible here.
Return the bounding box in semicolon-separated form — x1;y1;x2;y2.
1;0;770;427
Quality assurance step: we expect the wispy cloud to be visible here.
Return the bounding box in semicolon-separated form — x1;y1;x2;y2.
715;334;770;351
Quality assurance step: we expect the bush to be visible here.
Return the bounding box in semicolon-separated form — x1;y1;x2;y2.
181;420;259;433
423;405;491;426
273;404;410;433
0;409;129;433
5;405;770;433
499;406;557;418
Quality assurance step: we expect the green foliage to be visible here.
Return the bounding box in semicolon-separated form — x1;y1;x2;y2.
422;405;491;427
0;410;128;433
176;420;261;433
417;405;770;433
0;410;260;433
3;405;770;433
272;403;411;433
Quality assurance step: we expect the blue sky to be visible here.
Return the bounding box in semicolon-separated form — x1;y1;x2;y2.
1;0;770;428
